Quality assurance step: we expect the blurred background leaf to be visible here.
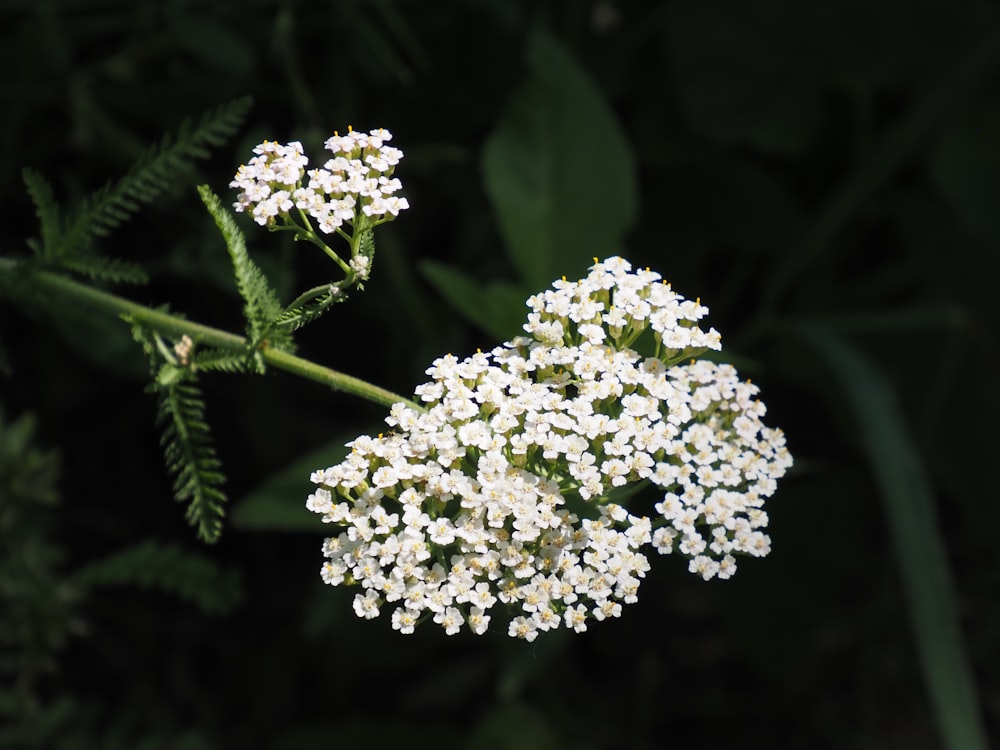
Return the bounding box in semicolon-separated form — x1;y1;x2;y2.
482;28;638;288
423;27;637;341
795;323;988;750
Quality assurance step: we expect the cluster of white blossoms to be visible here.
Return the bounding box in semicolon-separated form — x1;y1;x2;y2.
307;257;792;640
229;127;408;237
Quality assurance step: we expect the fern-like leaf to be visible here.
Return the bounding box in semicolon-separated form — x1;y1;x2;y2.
73;539;243;615
190;347;250;374
156;377;227;543
58;97;252;259
197;185;291;366
59;255;149;285
128;321;229;542
21;169;61;260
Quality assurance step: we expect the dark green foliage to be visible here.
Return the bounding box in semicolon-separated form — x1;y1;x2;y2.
12;97;257;543
0;410;73;720
19;98;252;285
0;697;77;750
0;410;59;504
0;411;236;748
0;704;216;750
74;539;243;616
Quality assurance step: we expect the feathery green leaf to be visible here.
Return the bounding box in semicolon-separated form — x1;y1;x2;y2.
128;322;229;543
197;185;290;365
190;347;250;374
21;169;61;260
58;97;252;259
156;376;227;543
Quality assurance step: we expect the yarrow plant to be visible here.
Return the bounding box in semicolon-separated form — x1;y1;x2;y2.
6;105;791;641
307;258;792;640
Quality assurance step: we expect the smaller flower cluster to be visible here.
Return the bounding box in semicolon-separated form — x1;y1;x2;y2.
308;257;793;640
230;127;408;237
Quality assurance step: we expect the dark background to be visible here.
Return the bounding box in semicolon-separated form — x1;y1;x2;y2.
2;1;998;748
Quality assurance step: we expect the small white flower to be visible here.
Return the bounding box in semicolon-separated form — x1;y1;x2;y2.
467;606;491;635
233;128;408;237
353;590;381;619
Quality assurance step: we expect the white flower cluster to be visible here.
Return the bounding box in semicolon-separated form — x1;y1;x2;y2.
229;127;408;235
308;257;792;640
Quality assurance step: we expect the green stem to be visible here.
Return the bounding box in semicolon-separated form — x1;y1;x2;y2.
272;211;352;276
1;258;422;411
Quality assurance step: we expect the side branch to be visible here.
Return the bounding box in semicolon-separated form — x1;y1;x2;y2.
0;258;419;411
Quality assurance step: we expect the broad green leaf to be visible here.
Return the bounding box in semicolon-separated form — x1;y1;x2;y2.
796;323;987;750
420;260;527;343
482;29;637;290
